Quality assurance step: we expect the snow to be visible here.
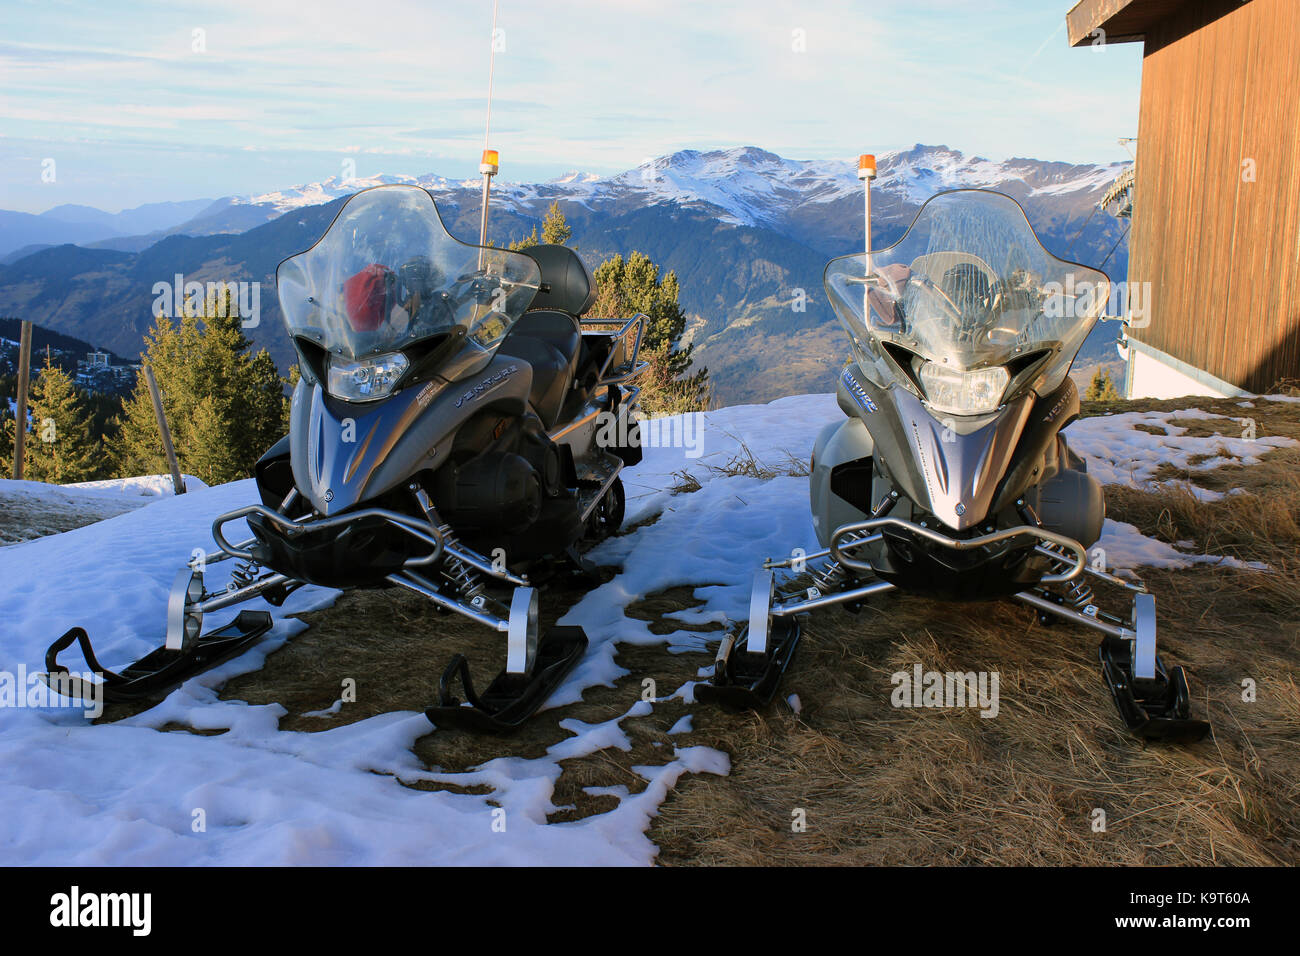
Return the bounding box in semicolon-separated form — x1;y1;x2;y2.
1064;408;1296;489
0;392;1285;865
1095;519;1262;573
63;474;209;497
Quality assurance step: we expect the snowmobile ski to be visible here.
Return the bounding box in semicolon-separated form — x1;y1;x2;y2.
696;617;802;711
1098;635;1211;743
41;610;274;705
426;626;588;733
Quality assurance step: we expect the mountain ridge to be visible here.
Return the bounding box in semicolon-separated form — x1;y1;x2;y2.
0;144;1131;405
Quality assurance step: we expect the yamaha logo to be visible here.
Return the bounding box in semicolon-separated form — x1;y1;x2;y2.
323;489;334;502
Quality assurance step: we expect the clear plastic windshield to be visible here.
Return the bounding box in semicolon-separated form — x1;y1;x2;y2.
276;185;541;362
824;189;1109;397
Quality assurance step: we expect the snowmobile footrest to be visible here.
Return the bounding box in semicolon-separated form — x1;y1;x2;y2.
1099;635;1210;743
426;626;588;734
697;617;801;711
41;610;275;704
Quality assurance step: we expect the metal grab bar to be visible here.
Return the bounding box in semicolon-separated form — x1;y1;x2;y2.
763;533;884;570
1033;543;1148;594
585;312;647;386
829;518;1086;584
211;504;444;567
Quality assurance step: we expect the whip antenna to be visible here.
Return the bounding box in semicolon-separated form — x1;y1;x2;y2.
858;154;877;317
477;0;501;267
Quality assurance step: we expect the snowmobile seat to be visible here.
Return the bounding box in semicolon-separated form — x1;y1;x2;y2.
522;244;597;317
499;309;582;429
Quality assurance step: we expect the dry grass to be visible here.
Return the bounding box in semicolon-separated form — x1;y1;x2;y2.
669;469;703;495
705;432;810;480
648;561;1300;865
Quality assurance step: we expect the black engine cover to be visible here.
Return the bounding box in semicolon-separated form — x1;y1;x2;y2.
433;451;542;532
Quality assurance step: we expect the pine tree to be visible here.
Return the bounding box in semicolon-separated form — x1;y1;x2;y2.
1085;367;1121;402
507;201;572;250
507;227;539;251
111;289;288;485
13;355;102;483
587;251;709;415
540;201;572;246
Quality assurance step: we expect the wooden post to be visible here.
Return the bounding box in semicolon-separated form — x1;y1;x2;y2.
143;364;185;495
11;319;32;480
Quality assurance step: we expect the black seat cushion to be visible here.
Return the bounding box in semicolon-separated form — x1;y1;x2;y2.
522;244;597;316
498;310;582;428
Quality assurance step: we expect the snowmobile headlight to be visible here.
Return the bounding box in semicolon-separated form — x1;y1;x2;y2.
917;362;1009;416
326;351;409;402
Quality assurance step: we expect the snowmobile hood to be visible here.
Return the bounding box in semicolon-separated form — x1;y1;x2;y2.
887;384;1034;530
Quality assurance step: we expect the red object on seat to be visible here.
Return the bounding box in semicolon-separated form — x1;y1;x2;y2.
343;264;392;331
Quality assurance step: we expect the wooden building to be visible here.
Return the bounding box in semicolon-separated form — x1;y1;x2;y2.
1068;0;1300;397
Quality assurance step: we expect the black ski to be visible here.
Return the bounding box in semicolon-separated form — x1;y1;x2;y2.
426;626;588;733
696;617;802;710
1098;635;1211;742
41;610;274;705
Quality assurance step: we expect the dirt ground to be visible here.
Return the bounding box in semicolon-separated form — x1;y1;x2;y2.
195;396;1300;864
0;484;143;546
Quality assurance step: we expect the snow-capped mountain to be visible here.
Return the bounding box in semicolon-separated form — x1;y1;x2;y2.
217;144;1127;235
0;144;1132;404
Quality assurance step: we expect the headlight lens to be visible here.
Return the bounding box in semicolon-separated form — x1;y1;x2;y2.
917;362;1009;416
326;351;409;402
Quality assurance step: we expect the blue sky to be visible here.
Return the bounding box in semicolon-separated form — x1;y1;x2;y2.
0;0;1143;213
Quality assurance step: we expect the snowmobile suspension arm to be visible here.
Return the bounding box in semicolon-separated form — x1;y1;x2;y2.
1013;589;1131;640
385;571;510;632
769;578;896;617
830;519;1087;583
194;572;293;614
409;485;529;587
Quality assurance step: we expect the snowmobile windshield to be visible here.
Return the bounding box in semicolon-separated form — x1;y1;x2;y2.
824;189;1109;402
276;184;542;363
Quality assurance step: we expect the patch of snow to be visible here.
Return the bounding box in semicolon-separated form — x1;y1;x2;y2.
1097;519;1261;572
1064;409;1297;487
63;474;209;497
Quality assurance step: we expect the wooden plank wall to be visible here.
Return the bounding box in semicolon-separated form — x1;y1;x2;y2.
1129;0;1300;392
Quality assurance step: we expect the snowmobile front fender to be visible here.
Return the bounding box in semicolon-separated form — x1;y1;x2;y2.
810;416;875;549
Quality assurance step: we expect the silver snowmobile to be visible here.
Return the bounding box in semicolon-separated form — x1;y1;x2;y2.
699;172;1209;742
44;184;647;732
